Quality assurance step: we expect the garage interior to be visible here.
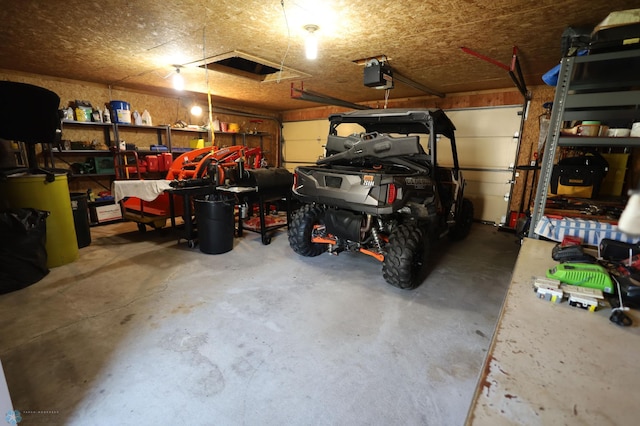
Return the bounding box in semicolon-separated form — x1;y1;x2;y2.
1;1;640;425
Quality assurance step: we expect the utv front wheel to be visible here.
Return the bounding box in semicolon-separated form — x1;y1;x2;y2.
449;198;474;241
288;204;327;257
383;223;425;290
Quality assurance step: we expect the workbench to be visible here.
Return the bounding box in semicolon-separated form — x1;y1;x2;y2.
466;237;640;425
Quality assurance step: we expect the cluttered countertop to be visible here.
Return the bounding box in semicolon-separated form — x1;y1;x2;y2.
466;237;640;425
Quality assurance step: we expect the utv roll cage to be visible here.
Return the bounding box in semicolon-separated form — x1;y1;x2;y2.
327;108;460;172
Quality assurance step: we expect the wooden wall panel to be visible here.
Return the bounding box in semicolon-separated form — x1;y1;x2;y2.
511;86;556;215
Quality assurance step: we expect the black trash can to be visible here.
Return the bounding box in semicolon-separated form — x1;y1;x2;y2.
194;197;234;254
0;208;49;294
70;192;91;248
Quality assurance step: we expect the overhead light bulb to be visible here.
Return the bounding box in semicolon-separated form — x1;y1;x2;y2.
304;24;319;60
190;105;202;117
173;67;184;91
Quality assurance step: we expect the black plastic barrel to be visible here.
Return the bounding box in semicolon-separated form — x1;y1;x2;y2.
70;192;91;248
195;198;234;254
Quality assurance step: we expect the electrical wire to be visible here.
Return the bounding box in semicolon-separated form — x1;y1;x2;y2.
276;0;291;84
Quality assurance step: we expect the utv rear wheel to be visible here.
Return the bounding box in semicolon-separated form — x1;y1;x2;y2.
288;204;327;257
449;198;474;241
383;223;425;290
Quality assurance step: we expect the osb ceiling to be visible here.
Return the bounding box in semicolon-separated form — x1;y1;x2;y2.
0;0;637;112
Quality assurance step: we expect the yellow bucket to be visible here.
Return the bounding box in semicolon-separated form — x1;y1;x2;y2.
0;173;78;267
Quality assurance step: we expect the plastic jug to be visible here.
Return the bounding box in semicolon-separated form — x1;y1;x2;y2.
141;109;152;126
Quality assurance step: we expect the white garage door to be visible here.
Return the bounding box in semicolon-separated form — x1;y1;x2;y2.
282;120;329;172
440;106;522;224
282;120;363;171
282;106;523;224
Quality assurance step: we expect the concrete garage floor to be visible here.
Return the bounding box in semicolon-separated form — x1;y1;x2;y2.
1;221;519;425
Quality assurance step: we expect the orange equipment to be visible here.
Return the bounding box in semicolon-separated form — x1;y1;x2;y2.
118;145;263;231
165;145;263;184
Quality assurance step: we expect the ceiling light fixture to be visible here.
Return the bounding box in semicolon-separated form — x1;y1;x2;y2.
172;67;184;91
303;24;319;60
190;104;203;117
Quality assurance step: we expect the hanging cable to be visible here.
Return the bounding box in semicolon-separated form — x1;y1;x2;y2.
276;0;291;83
202;26;215;147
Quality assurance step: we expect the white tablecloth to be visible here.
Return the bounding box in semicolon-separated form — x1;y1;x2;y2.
112;180;173;203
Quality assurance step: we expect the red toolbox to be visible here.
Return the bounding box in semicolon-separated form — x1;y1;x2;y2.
126;165;147;174
159;153;172;173
146;155;159;172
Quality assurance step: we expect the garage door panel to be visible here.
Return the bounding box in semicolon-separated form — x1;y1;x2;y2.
437;139;516;169
283;120;329;168
336;123;364;136
448;106;521;224
464;170;511;186
284;139;325;162
466;194;508;224
465;179;509;198
446;107;521;137
284;120;328;140
464;171;511;222
455;137;517;168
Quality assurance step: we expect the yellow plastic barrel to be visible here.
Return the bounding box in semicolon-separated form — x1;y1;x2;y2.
0;173;78;267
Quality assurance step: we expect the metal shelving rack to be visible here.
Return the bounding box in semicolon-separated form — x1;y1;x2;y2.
528;48;640;238
114;123;171;151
